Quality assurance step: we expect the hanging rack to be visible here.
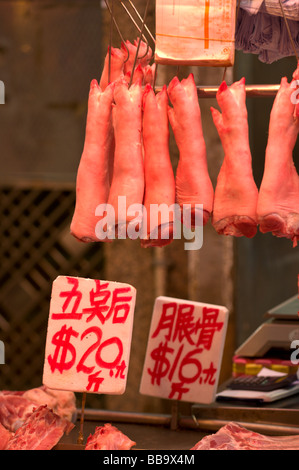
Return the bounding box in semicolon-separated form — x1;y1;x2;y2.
154;83;280;98
119;0;155;51
103;0;298;98
104;0;155;88
120;0;156;44
127;0;152;87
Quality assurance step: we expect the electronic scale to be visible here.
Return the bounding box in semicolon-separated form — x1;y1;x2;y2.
232;295;299;378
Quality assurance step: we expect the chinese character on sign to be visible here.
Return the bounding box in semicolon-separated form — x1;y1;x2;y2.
139;296;228;404
43;276;136;395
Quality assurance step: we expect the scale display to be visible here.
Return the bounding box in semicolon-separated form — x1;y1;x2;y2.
266;295;299;320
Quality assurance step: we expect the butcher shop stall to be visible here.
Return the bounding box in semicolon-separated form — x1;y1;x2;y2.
0;0;299;452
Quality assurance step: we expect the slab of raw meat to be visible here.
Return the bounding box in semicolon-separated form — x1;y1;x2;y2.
70;80;115;243
85;423;136;450
0;386;76;432
191;422;299;450
107;79;144;239
141;84;176;247
0;394;36;432
99;46;126;90
5;405;74;450
22;386;76;422
168;74;214;228
257;65;299;247
211;78;258;238
0;423;12;450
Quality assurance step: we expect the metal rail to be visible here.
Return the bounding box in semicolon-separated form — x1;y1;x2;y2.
198;84;280;98
103;1;288;98
154;84;280;98
76;408;299;436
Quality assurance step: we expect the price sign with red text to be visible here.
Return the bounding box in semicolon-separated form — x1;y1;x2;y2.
139;296;228;404
43;276;136;395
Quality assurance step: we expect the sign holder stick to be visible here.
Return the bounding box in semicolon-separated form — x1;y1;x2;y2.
77;392;87;445
170;400;179;431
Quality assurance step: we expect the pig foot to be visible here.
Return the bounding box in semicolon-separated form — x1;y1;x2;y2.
179;205;211;229
259;212;299;246
214;215;258;238
141;222;174;248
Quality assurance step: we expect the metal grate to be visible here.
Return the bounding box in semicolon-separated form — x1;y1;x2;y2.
0;185;106;407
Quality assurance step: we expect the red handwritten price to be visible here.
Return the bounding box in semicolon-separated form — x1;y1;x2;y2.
148;342;218;400
140;297;228;404
43;276;136;394
47;324;126;392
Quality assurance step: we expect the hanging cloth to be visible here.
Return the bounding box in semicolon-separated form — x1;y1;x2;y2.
239;0;264;15
263;0;299;20
240;0;299;20
236;3;299;63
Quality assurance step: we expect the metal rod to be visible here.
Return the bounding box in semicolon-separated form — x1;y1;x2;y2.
126;0;156;44
77;392;87;445
279;0;299;62
108;0;114;84
119;1;151;58
75;408;299;437
78;408;172;426
104;0;130;64
153;62;158;91
222;0;242;83
128;0;151;88
154;84;280;98
236;0;242;23
183;417;299;436
170;400;180;431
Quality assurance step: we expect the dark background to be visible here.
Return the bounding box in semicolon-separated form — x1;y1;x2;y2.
0;0;298;415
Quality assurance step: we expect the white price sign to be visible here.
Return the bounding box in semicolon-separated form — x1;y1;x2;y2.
43;276;136;395
140;296;229;404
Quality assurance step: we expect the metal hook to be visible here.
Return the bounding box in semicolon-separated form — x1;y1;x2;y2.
119;1;153;61
136;38;151;61
126;0;156;44
222;67;227;82
278;0;299;62
103;0;130;64
153;62;158;92
128;0;151;88
108;0;114;84
222;0;242;84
